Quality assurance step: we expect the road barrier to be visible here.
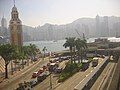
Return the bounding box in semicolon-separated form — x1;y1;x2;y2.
107;57;120;90
74;57;109;90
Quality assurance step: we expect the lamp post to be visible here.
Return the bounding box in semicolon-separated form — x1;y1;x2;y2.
42;47;47;60
49;52;52;90
50;72;52;90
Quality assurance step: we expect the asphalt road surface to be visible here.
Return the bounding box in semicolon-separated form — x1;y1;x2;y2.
0;58;49;90
33;58;104;90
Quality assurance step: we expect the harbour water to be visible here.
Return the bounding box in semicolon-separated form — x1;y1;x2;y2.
24;37;120;52
24;40;67;52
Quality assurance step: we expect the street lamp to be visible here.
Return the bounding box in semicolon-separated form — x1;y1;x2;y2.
50;72;52;90
49;52;52;90
42;47;47;60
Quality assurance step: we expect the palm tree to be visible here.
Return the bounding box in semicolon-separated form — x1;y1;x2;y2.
11;45;29;72
22;46;31;66
75;38;87;63
29;44;38;61
63;37;76;63
10;45;18;74
0;44;16;78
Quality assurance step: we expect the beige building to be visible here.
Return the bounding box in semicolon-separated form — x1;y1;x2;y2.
9;4;23;46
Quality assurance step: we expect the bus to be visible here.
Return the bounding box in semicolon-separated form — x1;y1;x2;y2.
92;57;99;67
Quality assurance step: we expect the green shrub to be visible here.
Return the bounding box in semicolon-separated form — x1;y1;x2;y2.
58;62;82;82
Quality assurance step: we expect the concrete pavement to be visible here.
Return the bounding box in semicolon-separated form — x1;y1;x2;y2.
0;58;50;90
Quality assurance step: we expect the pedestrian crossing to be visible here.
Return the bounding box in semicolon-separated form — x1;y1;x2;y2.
0;56;5;73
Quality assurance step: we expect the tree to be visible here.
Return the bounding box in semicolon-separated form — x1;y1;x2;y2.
17;49;26;69
22;44;39;63
0;44;16;78
29;44;38;61
75;38;87;63
21;46;31;66
63;37;76;63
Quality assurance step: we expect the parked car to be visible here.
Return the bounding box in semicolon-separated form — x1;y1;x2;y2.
43;65;47;70
54;68;62;74
53;57;60;62
16;82;31;90
33;57;38;61
48;63;59;72
37;73;47;82
29;77;38;87
44;71;50;76
81;60;89;71
32;72;38;78
38;68;44;74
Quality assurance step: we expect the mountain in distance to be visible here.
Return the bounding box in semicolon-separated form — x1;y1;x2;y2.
22;16;120;42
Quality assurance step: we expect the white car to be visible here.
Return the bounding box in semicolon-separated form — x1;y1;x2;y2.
30;77;38;87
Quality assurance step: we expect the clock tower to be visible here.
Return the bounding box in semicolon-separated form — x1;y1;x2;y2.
9;1;23;46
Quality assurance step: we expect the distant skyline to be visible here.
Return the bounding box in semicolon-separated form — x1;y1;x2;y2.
0;0;120;27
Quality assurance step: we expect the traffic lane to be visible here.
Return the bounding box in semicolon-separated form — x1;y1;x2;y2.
34;60;68;90
55;58;104;90
55;67;93;90
34;58;104;90
34;74;58;90
0;58;50;90
91;62;115;90
74;57;108;90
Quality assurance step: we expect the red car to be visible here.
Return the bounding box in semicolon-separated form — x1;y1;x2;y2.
32;72;38;78
38;68;44;74
43;65;47;69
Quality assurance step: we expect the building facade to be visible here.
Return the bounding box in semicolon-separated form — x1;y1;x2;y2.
103;16;109;37
1;16;7;28
9;5;23;46
96;15;101;37
1;16;8;36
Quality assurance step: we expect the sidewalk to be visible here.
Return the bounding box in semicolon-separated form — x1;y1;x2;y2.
0;58;42;86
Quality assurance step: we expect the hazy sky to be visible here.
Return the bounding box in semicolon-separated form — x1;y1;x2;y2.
0;0;120;27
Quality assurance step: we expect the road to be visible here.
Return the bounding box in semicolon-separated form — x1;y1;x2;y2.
55;58;104;90
34;60;68;90
0;58;50;90
33;58;104;90
91;59;115;90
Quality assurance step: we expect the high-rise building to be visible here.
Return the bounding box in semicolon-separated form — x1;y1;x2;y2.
9;3;23;46
103;16;109;37
1;16;8;37
1;16;7;28
96;15;101;37
113;22;120;37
